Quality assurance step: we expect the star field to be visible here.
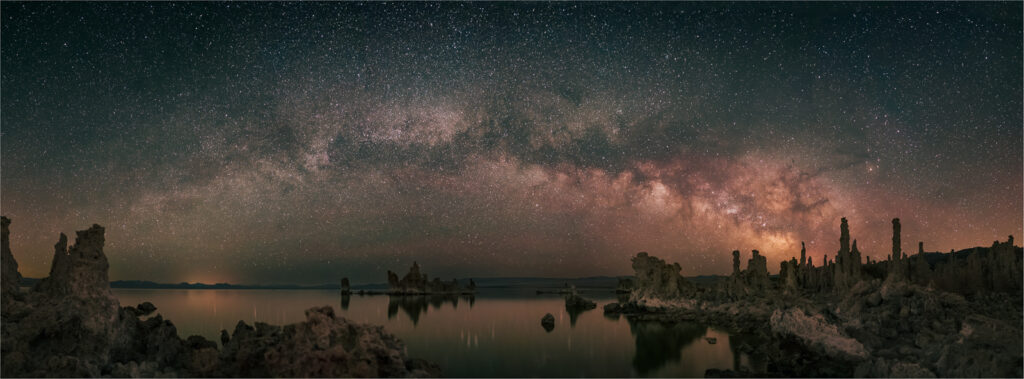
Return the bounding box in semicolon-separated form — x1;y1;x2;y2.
2;2;1021;285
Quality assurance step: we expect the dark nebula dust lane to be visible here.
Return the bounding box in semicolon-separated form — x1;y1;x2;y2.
1;2;1021;285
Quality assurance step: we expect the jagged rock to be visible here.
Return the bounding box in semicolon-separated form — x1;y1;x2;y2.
34;225;115;301
832;218;863;291
932;314;1023;377
629;252;696;306
743;250;770;290
779;258;799;293
3;224;123;377
769;308;869;360
540;313;555;332
731;250;741;277
218;306;439;377
892;218;902;261
565;293;597;310
387;262;472;294
137;301;157;316
1;217;21;302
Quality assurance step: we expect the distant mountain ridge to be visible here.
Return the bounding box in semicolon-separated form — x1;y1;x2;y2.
16;274;740;290
18;276;631;290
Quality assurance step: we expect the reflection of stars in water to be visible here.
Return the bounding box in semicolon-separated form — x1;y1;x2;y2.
1;2;1020;285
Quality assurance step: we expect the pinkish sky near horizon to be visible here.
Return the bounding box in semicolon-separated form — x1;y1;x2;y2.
3;2;1021;285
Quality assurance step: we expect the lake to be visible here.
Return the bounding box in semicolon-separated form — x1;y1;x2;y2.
113;288;760;377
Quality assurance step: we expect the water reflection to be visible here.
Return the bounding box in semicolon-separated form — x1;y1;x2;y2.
727;332;768;373
112;289;744;377
565;304;590;326
386;295;472;326
628;319;707;375
340;294;350;310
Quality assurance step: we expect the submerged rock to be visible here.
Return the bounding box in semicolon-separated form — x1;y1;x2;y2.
541;313;555;332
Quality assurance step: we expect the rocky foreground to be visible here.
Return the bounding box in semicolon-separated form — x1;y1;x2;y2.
0;217;439;377
607;217;1023;378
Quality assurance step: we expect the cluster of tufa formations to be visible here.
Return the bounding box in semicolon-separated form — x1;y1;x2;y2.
386;262;476;295
607;217;1023;378
0;217;439;377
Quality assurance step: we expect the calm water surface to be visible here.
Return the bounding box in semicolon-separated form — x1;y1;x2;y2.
114;288;758;377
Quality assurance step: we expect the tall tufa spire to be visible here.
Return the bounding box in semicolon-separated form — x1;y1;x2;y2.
891;218;901;261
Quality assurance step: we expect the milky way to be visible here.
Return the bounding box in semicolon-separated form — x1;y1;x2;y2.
2;2;1021;285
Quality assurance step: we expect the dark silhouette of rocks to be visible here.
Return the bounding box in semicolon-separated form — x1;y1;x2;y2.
386;262;475;295
0;218;439;377
742;250;770;290
564;289;597;311
340;277;351;295
892;219;901;260
608;216;1023;378
217;306;438;377
536;282;574;294
563;288;597;326
629;252;696;307
1;217;21;303
540;313;555;332
615;277;634;293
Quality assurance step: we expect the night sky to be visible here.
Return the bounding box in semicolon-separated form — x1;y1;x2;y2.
2;2;1021;285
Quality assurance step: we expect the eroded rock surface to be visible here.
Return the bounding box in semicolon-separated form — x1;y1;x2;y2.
629;252;696;307
386;262;474;295
769;308;868;360
218;306;439;377
1;217;21;303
